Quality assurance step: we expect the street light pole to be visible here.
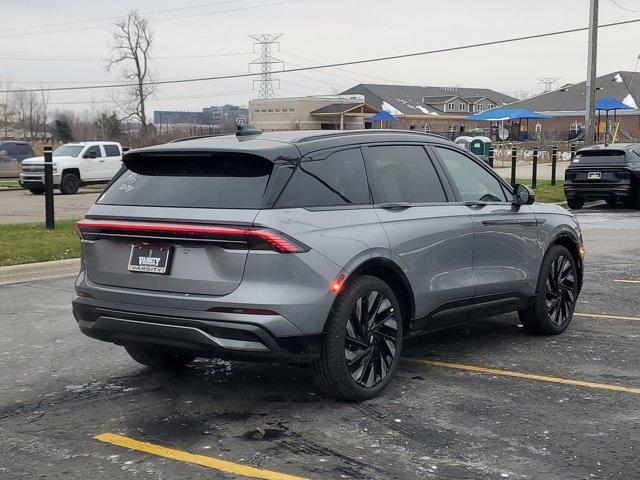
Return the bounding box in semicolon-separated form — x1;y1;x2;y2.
584;0;599;146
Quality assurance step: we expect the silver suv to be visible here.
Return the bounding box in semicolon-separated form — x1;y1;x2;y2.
73;129;583;401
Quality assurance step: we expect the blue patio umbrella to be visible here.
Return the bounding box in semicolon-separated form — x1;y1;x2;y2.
467;108;553;121
371;111;399;122
467;108;553;141
594;97;633;144
594;96;633;111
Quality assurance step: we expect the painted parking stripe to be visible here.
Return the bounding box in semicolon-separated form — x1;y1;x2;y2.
575;312;640;321
95;433;309;480
403;358;640;395
613;279;640;284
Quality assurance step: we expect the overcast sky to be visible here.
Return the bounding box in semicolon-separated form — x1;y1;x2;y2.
2;0;640;115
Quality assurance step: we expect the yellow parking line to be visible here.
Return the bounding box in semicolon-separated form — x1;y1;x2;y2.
403;358;640;395
613;279;640;284
575;312;640;321
94;433;309;480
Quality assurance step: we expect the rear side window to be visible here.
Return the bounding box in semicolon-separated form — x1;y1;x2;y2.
99;153;274;209
103;144;121;157
363;145;447;204
2;143;17;155
275;148;369;208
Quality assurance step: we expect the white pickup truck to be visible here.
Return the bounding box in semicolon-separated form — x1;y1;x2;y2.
20;141;123;194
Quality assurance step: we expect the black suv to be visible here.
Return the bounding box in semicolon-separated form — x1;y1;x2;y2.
564;143;640;209
0;141;34;177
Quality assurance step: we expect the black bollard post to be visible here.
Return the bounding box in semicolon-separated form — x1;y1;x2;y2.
488;147;494;168
44;146;55;230
510;147;517;187
532;148;538;189
570;143;576;161
551;147;558;186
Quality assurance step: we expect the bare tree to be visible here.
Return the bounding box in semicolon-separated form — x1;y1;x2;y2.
11;87;49;140
107;10;156;134
0;77;14;139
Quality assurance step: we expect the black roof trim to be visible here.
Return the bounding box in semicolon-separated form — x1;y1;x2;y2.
293;129;448;143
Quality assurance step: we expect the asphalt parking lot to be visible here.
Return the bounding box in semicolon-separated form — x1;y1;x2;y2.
0;188;101;224
1;204;639;480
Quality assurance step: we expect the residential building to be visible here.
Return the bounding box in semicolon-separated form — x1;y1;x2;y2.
249;96;379;131
497;71;640;140
340;84;515;134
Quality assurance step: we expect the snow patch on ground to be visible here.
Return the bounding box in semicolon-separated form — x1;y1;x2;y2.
622;93;638;109
614;73;624;83
382;101;403;116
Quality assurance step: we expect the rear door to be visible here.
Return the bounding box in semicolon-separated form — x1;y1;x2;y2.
83;152;279;296
362;143;475;331
431;145;540;316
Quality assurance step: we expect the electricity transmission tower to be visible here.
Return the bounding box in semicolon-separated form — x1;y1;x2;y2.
249;34;284;99
537;76;561;92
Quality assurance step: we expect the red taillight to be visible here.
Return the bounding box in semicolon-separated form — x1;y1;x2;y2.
75;219;308;254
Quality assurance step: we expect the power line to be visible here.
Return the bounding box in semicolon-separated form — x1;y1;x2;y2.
609;0;640;12
0;0;304;39
0;51;252;62
0;0;245;33
48;89;254;106
4;17;640;94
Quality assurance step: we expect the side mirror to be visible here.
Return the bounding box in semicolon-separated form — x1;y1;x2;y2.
84;150;97;159
514;183;535;205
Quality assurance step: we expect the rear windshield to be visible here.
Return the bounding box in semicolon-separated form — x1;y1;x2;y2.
574;150;627;165
98;153;273;209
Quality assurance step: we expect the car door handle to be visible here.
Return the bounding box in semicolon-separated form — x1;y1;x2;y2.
463;201;486;209
98;159;105;163
379;202;413;211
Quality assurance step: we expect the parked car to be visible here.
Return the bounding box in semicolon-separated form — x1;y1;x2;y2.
0;141;34;178
73;129;584;401
20;141;123;194
564;143;640;209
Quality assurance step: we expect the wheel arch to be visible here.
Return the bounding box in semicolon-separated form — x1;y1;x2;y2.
344;258;415;336
61;167;81;181
548;233;583;293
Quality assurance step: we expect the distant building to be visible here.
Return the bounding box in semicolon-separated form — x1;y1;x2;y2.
153;104;248;128
249;96;380;131
497;71;640;141
340;84;515;135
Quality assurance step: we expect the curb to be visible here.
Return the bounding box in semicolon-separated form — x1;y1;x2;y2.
0;258;80;286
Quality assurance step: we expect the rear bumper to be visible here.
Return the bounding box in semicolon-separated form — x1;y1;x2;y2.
564;183;633;201
72;296;323;363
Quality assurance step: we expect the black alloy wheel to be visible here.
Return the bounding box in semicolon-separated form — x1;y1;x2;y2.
545;254;576;327
344;290;399;388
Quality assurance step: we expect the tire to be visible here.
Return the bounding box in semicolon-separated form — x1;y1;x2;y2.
60;172;80;194
518;245;578;335
28;187;44;195
566;198;584;210
311;275;403;401
124;345;195;370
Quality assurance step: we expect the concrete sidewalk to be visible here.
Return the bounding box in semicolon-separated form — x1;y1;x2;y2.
0;258;80;285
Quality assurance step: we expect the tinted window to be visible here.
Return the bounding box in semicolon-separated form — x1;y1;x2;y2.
2;143;17;155
434;147;507;202
84;145;103;158
103;144;121;157
275;148;369;208
17;144;33;156
99;153;274;209
363;145;446;203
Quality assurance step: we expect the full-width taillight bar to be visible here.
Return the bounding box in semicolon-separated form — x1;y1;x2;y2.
75;219;308;254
